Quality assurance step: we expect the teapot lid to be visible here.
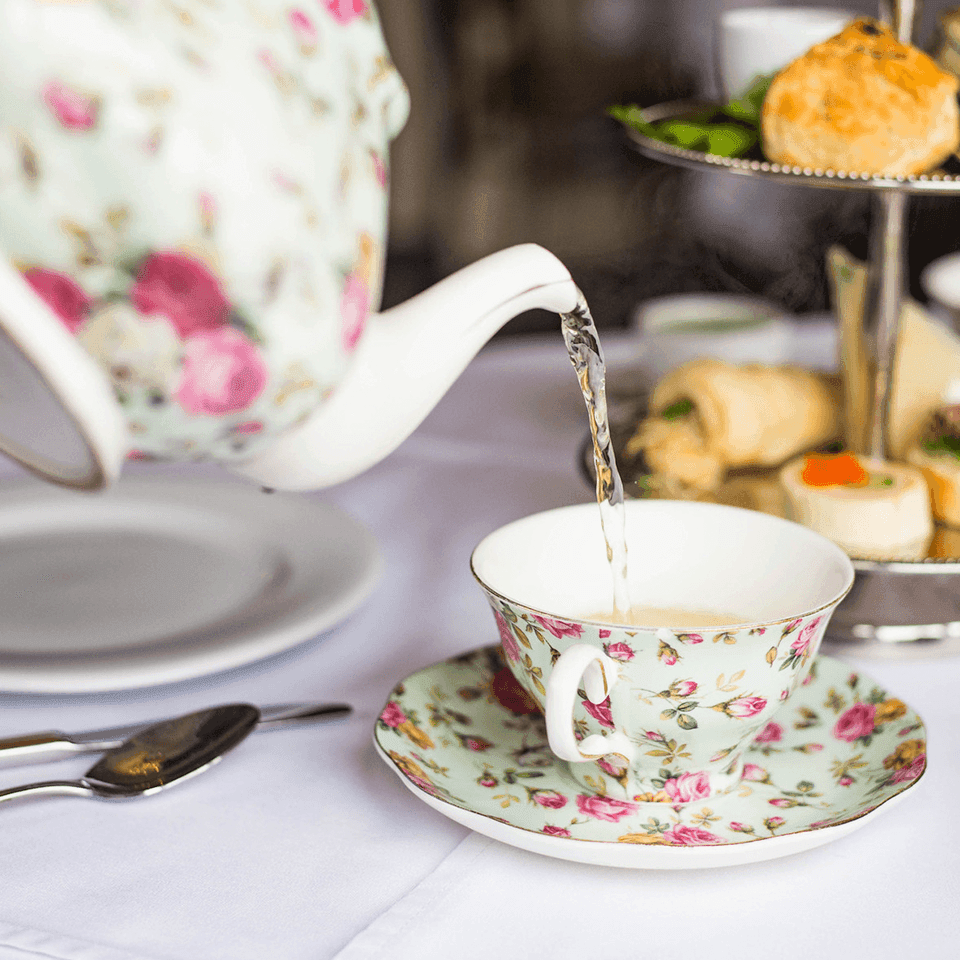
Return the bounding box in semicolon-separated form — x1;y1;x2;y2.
0;259;125;490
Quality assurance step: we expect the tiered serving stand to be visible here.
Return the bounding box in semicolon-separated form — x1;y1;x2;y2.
618;0;960;655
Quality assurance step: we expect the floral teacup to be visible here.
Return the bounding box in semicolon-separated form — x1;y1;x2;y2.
471;500;854;803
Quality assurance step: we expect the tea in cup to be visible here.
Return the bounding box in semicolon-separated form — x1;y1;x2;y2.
471;500;854;802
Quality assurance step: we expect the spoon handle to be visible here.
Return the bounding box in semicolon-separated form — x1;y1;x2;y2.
0;701;353;767
0;780;91;804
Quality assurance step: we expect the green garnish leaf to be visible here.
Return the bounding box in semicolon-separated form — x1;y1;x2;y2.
606;104;657;138
608;72;775;161
662;398;694;420
922;435;960;459
705;124;757;157
720;75;774;125
656;120;712;149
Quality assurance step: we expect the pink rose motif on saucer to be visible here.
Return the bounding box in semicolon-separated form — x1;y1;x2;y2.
133;252;231;338
575;794;637;823
531;789;568;810
663;771;711;804
379;701;406;728
662;824;722;845
176;328;268;415
887;747;926;784
42;80;99;131
834;703;876;742
22;268;92;332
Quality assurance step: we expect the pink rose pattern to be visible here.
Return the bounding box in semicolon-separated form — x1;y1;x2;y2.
531;616;583;640
23;268;92;332
662;824;722;845
16;4;399;463
494;610;520;663
377;648;925;851
340;271;370;351
663;771;712;803
754;722;783;744
43;81;99;130
575;794;637;823
132;252;231;338
834;703;876;742
479;599;847;804
726;696;768;719
582;697;615;730
176;327;268;415
325;0;368;24
23;249;274;425
379;701;407;728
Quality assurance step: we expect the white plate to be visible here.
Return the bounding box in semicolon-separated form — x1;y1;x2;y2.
0;477;381;692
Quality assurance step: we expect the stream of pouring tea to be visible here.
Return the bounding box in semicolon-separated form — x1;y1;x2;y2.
560;293;632;616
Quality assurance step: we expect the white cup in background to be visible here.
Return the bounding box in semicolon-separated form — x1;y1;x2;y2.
718;6;857;101
921;253;960;330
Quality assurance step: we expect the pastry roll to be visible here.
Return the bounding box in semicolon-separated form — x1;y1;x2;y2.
762;19;960;176
627;358;842;491
780;453;933;560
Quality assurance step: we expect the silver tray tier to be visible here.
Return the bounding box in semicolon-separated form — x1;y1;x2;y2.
625;99;960;196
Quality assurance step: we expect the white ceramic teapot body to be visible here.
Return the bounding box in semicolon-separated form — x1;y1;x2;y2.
0;0;578;490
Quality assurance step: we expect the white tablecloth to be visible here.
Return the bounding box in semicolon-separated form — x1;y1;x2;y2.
0;329;956;960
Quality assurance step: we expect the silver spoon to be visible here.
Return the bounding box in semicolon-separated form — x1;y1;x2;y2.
0;703;259;805
0;701;352;767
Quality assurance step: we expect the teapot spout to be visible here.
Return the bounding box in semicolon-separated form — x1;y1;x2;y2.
232;244;579;490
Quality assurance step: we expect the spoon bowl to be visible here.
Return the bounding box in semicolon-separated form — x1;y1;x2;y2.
0;704;259;805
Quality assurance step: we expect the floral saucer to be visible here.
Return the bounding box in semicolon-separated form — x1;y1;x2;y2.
374;645;926;869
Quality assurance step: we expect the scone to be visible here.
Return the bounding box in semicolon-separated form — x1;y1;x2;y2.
762;18;960;175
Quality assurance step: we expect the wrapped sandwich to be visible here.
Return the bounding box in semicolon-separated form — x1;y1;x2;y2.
627;358;842;491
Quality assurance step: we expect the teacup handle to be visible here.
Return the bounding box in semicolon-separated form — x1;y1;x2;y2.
545;644;635;763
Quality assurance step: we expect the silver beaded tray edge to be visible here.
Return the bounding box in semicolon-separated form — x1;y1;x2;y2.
625;99;960;195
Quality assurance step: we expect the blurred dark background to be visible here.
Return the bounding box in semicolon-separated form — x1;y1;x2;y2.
377;0;960;334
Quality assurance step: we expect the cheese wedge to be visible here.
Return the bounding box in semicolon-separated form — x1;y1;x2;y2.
888;302;960;459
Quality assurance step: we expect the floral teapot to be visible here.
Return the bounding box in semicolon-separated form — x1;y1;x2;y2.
0;0;578;491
